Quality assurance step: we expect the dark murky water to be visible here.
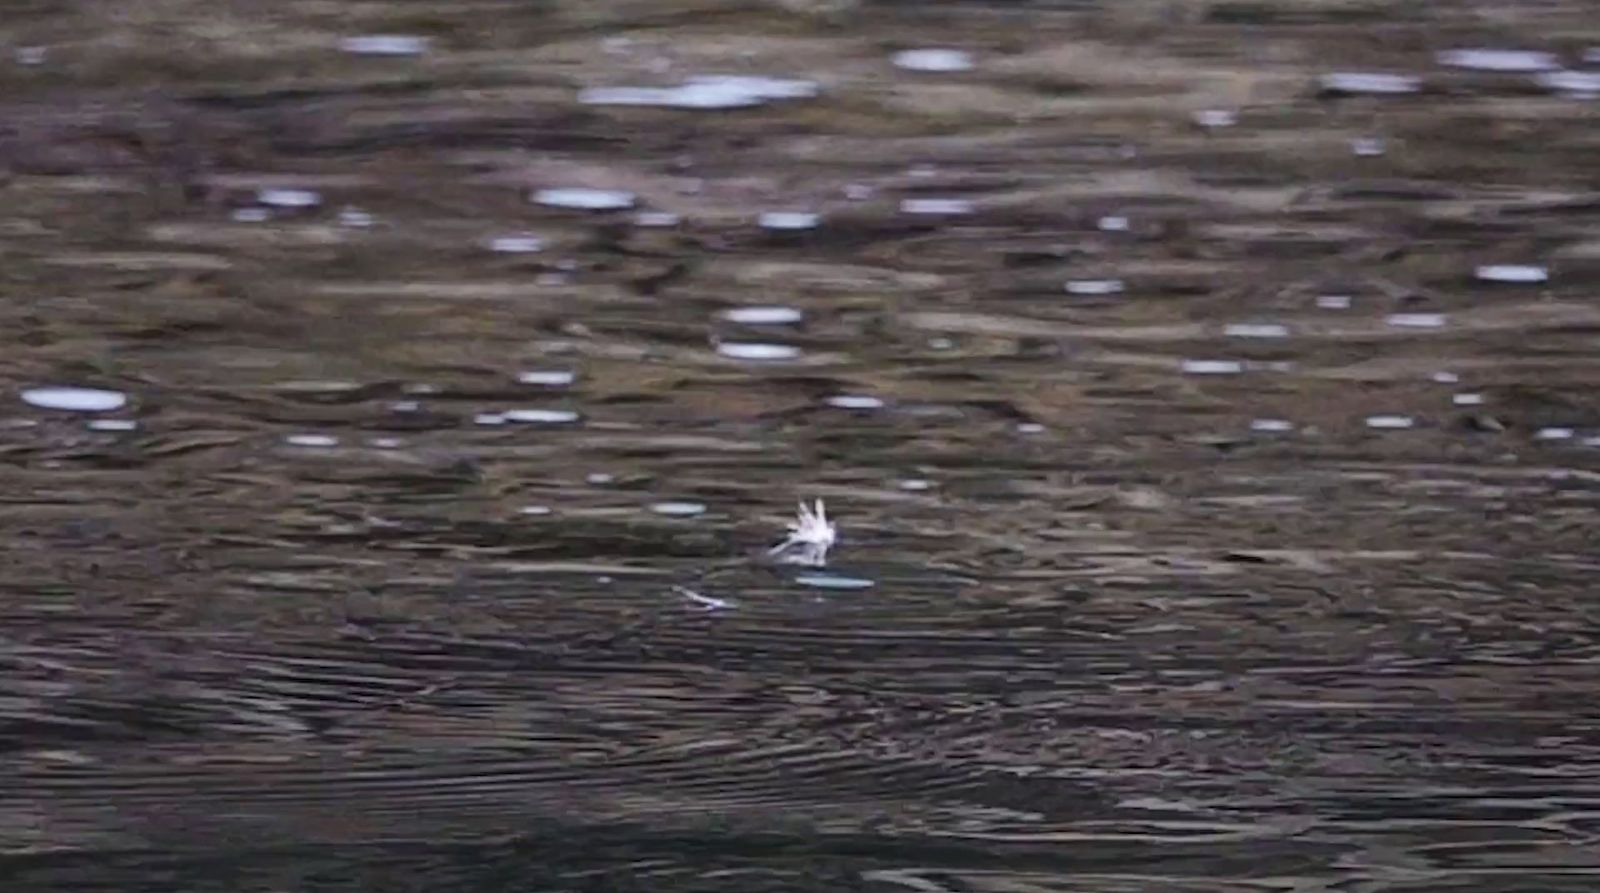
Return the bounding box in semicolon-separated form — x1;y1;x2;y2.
5;1;1600;890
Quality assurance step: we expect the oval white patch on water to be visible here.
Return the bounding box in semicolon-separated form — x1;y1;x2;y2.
1251;419;1294;432
650;501;707;517
1386;313;1447;328
1320;72;1421;94
794;574;876;590
1181;360;1244;375
517;370;576;386
532;188;636;210
1452;393;1485;406
1536;427;1575;441
257;188;322;209
1476;264;1548;283
1316;294;1354;309
892;49;974;72
21;386;128;412
721;306;803;325
504;409;580;424
1365;415;1415;429
1065;279;1125;296
1224;323;1289;339
87;419;138;431
826;395;884;410
489;234;544;253
339;35;430;56
285;434;339;447
716;342;802;361
758;211;820;231
899;198;974;215
1437;48;1558;72
634;211;681;228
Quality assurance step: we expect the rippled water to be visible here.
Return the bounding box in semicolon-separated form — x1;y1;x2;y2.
5;1;1600;890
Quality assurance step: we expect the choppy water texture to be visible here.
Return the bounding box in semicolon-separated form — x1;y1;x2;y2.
5;1;1600;890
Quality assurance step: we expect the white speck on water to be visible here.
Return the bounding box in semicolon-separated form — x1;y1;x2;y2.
1366;415;1415;429
721;305;803;325
1224;323;1289;339
520;505;553;516
1316;294;1354;309
634;211;681;228
1181;360;1244;375
587;472;614;485
1251;418;1294;432
369;437;403;448
717;342;802;361
758;211;820;231
651;501;706;517
1192;109;1237;128
474;412;507;426
388;400;421;413
489;233;544;253
1431;371;1461;384
579;75;818;110
795;573;876;590
404;383;441;395
517;370;576;386
843;184;874;201
231;207;270;223
1452;393;1485;406
337;207;374;228
928;337;955;350
898;478;934;491
1320;72;1421;94
1017;422;1046;434
504;408;580;424
1536;427;1575;441
14;46;46;66
87;419;138;432
1351;137;1387;156
1437;48;1558;71
892;48;973;72
827;395;884;410
1097;215;1130;232
257;188;322;209
1065;279;1125;296
339;35;430;56
1476;264;1548;283
1536;70;1600;95
21;386;128;412
900;198;973;216
532;188;636;211
285;434;339;447
1386;313;1447;328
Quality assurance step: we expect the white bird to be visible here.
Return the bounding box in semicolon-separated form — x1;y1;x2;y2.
768;498;836;566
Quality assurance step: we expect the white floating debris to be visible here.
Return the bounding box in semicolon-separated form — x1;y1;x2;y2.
1536;70;1600;94
1097;215;1130;232
1181;360;1244;375
285;434;339;447
517;370;576;386
520;505;553;516
1065;279;1125;296
892;48;974;72
770;499;836;567
1192;109;1237;128
337;207;374;228
1224;323;1290;339
928;337;955;350
721;305;803;325
369;437;403;448
404;383;441;395
899;197;973;216
257;188;322;209
650;501;706;517
579;75;819;110
672;585;731;610
1437;48;1558;72
794;573;875;590
1365;415;1415;429
489;233;544;253
1250;418;1294;432
1386;313;1447;328
634;211;681;228
898;478;933;491
1351;137;1387;157
826;395;884;410
1476;264;1548;283
21;386;127;412
1016;422;1046;434
504;408;580;424
231;207;269;223
86;419;138;432
843;183;874;201
716;342;802;361
532;188;636;211
1452;393;1485;406
758;211;820;231
339;35;430;56
1536;427;1575;441
587;472;615;485
1320;72;1421;95
1431;371;1460;384
473;412;507;426
388;400;421;413
1316;294;1354;309
14;46;46;66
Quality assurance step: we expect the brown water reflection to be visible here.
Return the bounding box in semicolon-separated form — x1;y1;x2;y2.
4;1;1600;890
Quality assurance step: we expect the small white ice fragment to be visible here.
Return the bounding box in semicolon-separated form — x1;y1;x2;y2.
339;35;430;56
1181;360;1244;375
1251;418;1294;432
1017;422;1046;434
520;505;553;516
1097;215;1130;232
1437;48;1558;72
721;306;803;325
1351;137;1387;156
898;478;933;491
1452;393;1484;406
1065;279;1125;296
717;342;802;361
794;574;875;590
285;434;339;447
900;198;973;215
1316;294;1353;309
257;188;322;209
21;386;127;412
758;211;819;231
533;188;636;211
369;437;403;448
651;501;706;516
474;412;507;426
1365;415;1415;429
87;419;138;432
1192;109;1237;128
517;370;576;386
1476;264;1548;283
1431;371;1460;384
634;211;681;227
892;48;973;72
504;408;580;424
1536;427;1575;440
844;184;874;201
489;234;543;253
826;395;884;410
587;472;614;484
1386;313;1447;328
1536;70;1600;94
1320;72;1420;94
1224;323;1289;338
338;207;373;228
